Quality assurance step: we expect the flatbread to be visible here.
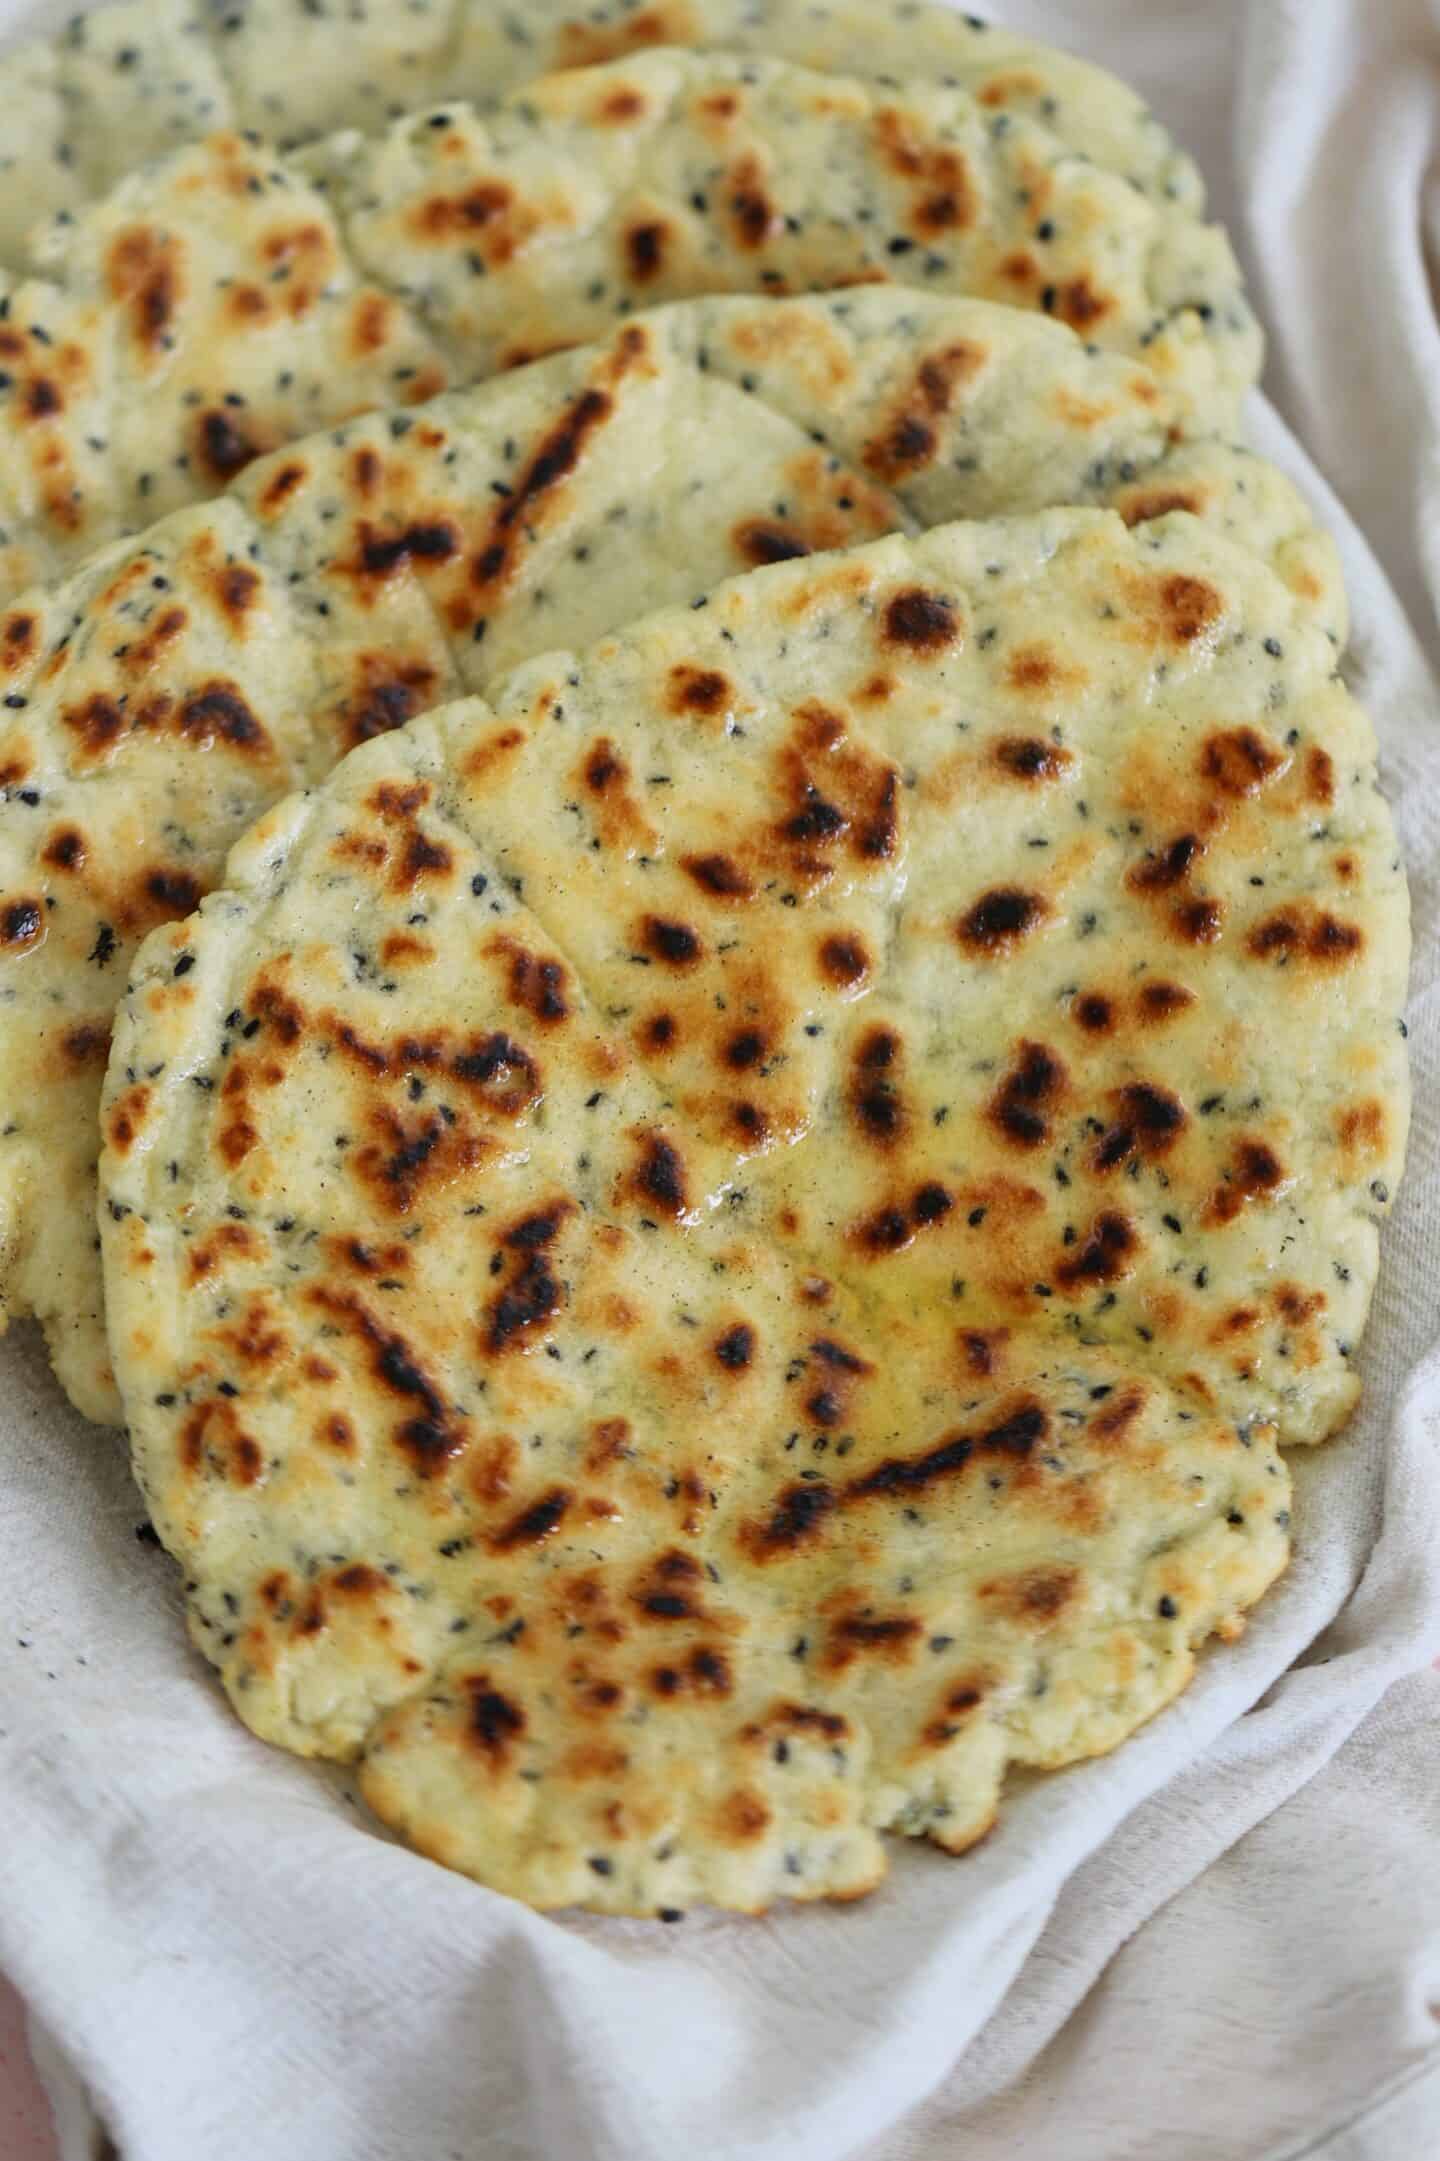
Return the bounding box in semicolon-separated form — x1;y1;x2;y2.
664;297;1337;641
0;309;893;1421
0;131;450;603
97;508;1407;1913
0;292;1337;1423
0;49;1258;601
302;49;1258;414
0;0;1202;268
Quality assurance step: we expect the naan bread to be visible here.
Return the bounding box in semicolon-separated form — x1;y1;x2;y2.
98;509;1407;1913
0;310;893;1420
0;131;450;603
0;48;1258;599
0;293;1336;1423
303;49;1258;414
0;0;1201;267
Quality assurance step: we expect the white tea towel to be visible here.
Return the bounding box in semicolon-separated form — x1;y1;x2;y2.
1;5;1439;2158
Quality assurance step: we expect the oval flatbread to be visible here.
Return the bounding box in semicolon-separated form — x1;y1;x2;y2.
0;0;1201;267
0;292;1335;1421
0;49;1258;598
98;508;1407;1913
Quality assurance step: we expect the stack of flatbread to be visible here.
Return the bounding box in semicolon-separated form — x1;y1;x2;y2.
0;0;1408;1917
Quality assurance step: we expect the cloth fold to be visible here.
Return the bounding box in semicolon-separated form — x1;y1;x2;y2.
1;4;1439;2157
